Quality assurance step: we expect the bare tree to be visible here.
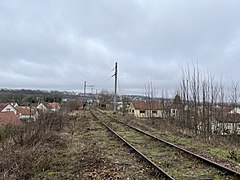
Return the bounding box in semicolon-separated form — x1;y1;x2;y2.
229;80;239;144
98;90;114;109
144;81;157;121
218;78;225;135
121;95;131;115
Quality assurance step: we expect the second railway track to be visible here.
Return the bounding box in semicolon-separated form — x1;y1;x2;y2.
91;109;240;180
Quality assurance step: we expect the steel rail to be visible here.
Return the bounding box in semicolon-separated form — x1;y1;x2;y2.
90;111;174;180
97;110;240;178
125;123;240;178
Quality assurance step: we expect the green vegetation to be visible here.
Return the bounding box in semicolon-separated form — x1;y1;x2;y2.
0;88;74;105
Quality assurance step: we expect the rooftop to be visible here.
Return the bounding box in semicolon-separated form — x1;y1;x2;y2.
0;112;22;126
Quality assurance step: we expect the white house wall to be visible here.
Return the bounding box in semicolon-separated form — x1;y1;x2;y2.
1;104;17;114
211;122;240;135
133;109;162;118
129;103;163;118
37;103;48;112
223;123;240;134
19;114;37;121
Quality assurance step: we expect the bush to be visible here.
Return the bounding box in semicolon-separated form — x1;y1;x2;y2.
0;111;70;179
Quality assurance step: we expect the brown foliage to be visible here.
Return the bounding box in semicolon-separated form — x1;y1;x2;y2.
0;112;69;179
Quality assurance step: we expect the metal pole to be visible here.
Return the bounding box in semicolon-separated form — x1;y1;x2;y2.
114;62;117;113
84;81;86;101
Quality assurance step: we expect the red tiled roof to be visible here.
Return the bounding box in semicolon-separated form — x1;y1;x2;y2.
0;112;22;126
132;101;163;110
16;107;36;116
49;102;60;109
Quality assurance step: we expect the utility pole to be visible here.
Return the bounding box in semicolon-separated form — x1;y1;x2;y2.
95;89;98;100
83;81;94;102
88;85;94;94
83;81;86;101
114;62;118;113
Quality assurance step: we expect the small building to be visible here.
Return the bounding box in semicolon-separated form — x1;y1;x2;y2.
229;107;240;114
10;102;19;108
48;102;60;112
37;102;61;113
205;107;240;135
0;112;22;126
129;100;163;118
209;115;240;135
37;103;51;113
165;104;179;118
0;103;17;114
16;106;39;121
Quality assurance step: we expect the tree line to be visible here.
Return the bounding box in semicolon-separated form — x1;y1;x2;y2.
158;65;240;143
0;89;64;105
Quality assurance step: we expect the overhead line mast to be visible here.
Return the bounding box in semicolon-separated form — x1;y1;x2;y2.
113;62;118;113
83;81;94;102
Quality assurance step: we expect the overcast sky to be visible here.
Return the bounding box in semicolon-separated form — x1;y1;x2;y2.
1;0;240;95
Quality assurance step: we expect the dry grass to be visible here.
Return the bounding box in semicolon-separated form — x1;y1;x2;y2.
0;111;70;179
104;111;240;173
0;109;154;179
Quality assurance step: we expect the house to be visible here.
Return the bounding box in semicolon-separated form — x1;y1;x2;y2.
37;103;51;113
220;107;240;134
16;106;39;121
0;112;22;126
48;102;60;111
166;104;180;118
129;100;163;118
10;102;19;108
164;94;188;118
165;104;190;119
229;107;240;114
221;114;240;134
0;103;17;114
206;106;240;135
209;114;240;135
37;102;61;113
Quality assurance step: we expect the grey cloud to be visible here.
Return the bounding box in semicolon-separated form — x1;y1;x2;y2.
0;0;240;94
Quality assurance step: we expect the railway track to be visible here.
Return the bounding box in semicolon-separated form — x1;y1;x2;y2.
91;109;240;180
91;110;173;179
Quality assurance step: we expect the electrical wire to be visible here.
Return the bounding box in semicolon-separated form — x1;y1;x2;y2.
94;67;115;90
